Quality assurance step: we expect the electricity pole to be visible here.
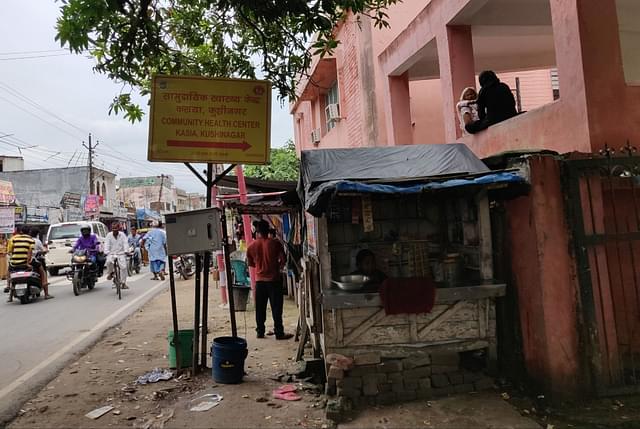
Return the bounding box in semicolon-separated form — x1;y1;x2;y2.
83;134;98;194
157;174;167;211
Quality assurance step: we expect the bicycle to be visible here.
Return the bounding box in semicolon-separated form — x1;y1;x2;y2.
113;257;122;300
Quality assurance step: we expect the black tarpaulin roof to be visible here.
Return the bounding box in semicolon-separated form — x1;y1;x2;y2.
298;144;493;215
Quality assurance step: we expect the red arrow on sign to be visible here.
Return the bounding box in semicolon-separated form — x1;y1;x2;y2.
167;140;252;151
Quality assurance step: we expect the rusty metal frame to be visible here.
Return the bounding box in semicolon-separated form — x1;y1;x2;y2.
562;146;640;396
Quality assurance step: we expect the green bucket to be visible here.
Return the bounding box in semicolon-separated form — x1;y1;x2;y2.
168;329;194;369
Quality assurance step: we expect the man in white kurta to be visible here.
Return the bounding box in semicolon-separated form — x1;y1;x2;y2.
105;223;129;288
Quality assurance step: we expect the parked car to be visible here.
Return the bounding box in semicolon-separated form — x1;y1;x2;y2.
45;221;108;276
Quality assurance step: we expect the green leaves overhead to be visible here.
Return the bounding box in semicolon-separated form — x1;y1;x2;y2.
244;139;299;181
55;0;399;122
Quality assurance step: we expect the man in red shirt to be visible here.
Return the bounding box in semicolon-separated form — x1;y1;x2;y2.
247;220;293;340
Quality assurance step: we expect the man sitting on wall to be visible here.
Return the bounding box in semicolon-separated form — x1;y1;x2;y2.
465;70;517;134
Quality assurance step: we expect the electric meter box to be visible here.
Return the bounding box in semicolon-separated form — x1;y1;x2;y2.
164;208;222;255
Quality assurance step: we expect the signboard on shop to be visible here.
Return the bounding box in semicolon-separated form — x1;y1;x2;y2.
0;207;15;233
148;75;271;164
0;180;16;205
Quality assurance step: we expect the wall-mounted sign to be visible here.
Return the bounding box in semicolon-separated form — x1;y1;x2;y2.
0;180;16;205
61;192;82;208
0;207;15;233
26;207;49;224
84;194;100;214
148;75;271;164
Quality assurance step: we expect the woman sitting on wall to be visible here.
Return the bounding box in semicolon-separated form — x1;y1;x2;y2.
465;70;517;134
457;86;479;134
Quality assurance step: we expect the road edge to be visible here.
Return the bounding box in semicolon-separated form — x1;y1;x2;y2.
0;278;169;426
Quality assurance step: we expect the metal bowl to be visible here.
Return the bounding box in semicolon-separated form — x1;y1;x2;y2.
339;274;370;283
331;275;370;291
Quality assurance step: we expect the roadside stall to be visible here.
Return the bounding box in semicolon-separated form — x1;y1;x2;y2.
222;190;303;304
298;145;527;407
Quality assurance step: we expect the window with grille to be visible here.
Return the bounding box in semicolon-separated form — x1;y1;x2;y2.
325;82;339;132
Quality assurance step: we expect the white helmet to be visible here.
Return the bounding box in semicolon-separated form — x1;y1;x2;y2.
79;223;91;232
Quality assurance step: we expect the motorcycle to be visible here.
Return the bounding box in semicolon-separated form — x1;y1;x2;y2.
7;260;43;304
127;246;141;276
173;254;195;280
67;249;100;296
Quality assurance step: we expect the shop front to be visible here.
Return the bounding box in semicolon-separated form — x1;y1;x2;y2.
298;145;527;408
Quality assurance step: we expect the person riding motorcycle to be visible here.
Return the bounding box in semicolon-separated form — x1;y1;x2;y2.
72;224;104;276
128;226;142;267
7;225;53;301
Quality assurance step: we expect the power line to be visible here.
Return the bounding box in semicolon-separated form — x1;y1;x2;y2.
0;82;89;136
0;49;68;55
0;53;75;61
0;94;84;141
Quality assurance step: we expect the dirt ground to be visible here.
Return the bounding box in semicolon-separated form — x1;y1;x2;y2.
10;274;634;429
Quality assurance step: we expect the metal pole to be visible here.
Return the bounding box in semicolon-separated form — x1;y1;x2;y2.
220;205;238;337
201;163;213;368
193;253;202;373
167;257;181;373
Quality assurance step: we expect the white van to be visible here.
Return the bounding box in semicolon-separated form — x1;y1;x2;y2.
45;221;108;275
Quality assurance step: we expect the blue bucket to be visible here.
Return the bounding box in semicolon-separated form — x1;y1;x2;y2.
211;336;248;384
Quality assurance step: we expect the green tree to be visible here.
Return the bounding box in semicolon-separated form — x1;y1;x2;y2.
244;139;299;181
56;0;399;122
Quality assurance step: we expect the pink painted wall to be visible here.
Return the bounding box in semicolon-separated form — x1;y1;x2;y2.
506;156;581;396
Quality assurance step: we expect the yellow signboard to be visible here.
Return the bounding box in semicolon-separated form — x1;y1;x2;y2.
148;75;271;164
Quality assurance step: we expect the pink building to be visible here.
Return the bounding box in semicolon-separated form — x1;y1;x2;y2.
292;0;640;398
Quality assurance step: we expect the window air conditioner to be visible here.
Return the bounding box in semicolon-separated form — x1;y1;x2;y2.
325;103;341;122
311;129;321;145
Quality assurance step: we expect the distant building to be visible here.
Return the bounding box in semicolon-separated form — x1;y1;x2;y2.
118;175;177;214
0;166;118;224
187;193;206;210
0;155;24;172
176;188;189;212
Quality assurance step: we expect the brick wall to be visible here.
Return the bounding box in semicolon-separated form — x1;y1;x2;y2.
326;350;494;417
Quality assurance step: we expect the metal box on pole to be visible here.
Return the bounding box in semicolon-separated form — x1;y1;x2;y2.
165;208;222;255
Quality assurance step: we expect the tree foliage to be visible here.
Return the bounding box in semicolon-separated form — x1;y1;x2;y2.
55;0;399;122
244;139;299;181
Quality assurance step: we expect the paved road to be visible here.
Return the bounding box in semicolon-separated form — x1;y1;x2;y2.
0;268;168;422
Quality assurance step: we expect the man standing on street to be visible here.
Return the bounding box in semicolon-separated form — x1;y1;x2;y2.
247;220;293;340
145;221;167;280
105;223;129;289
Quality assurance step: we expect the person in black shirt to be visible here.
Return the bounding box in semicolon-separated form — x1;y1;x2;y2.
465;70;517;134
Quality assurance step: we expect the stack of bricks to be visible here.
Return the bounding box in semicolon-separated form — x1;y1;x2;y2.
326;351;494;408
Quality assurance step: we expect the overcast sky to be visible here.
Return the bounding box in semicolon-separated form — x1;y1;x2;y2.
0;1;293;193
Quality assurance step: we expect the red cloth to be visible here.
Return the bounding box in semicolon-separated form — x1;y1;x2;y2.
246;238;286;281
379;278;436;315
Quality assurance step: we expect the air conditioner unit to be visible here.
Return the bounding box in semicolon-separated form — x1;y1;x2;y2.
325;103;341;122
311;129;321;145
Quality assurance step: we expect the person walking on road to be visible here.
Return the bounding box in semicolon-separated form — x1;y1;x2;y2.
145;221;167;281
247;220;293;340
105;223;129;289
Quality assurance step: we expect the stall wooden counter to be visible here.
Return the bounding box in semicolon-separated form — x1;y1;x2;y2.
322;284;504;357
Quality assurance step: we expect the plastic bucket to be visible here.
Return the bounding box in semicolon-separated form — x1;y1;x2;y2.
168;329;194;369
232;286;251;312
211;336;248;384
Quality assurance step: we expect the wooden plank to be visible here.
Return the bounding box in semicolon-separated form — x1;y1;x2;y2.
349;325;412;346
437;285;506;303
336;309;344;346
478;299;487;338
422;320;480;342
342;312;408;329
317;215;332;292
322;284;506;309
418;301;465;340
343;308;387;345
476;190;494;282
409;314;418;342
326;339;490;359
416;302;477;324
